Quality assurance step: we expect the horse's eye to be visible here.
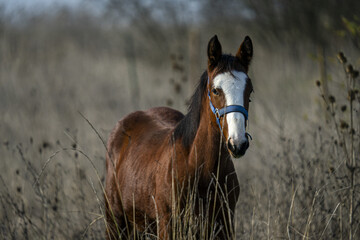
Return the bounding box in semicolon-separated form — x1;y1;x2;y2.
249;99;252;103
212;88;219;95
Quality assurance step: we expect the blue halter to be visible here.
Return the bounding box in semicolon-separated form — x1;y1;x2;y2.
207;78;249;132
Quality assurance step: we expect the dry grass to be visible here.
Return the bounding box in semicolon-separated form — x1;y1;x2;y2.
0;8;359;239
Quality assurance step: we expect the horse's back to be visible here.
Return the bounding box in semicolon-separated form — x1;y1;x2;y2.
107;107;183;159
146;107;184;127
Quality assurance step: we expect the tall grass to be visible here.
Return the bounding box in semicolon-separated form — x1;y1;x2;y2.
1;8;360;240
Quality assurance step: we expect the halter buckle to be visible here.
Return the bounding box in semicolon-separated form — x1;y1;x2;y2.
215;108;221;119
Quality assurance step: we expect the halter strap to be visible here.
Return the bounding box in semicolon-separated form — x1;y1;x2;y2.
207;77;249;131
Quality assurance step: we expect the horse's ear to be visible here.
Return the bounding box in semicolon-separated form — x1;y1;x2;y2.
207;35;222;70
236;36;253;71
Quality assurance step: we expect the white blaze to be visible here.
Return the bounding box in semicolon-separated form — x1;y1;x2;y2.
213;71;248;145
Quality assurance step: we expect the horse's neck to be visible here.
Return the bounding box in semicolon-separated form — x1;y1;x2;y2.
188;106;226;179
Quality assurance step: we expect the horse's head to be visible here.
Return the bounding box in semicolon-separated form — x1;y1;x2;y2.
207;35;253;158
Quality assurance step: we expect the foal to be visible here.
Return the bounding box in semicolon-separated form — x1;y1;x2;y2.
105;35;254;239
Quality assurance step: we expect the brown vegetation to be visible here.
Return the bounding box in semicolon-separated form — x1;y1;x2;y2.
0;1;359;239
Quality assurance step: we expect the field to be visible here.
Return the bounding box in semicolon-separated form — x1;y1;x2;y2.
0;2;359;239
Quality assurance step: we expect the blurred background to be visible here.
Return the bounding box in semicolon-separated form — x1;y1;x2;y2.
0;0;359;239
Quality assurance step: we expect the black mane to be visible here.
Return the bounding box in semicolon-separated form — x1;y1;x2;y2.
173;71;208;148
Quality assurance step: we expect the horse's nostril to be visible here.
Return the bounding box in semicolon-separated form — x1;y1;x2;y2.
228;138;249;158
227;138;236;153
239;141;249;156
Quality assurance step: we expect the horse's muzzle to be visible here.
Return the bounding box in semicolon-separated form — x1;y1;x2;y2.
227;138;249;158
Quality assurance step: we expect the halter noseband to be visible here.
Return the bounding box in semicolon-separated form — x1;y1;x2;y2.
207;77;249;132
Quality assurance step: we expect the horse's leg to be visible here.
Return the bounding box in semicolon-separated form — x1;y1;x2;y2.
105;195;132;240
206;180;239;239
209;201;234;240
105;197;121;240
105;214;131;239
215;205;235;240
217;174;240;240
157;210;171;240
105;196;118;240
226;171;240;239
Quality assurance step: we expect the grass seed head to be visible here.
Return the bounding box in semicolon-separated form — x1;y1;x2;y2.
174;83;182;93
166;99;173;106
42;141;50;149
351;70;359;79
346;64;354;74
340;120;349;129
337;52;347;64
348;90;355;102
329;95;336;103
52;205;58;212
350;128;355;135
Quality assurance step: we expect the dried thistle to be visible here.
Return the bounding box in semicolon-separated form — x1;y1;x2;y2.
174;83;182;93
348;90;355;102
329;95;336;103
341;105;347;112
346;64;354;74
350;128;355;135
337;52;347;64
172;62;184;72
166;99;173;106
351;70;359;79
340;120;349;129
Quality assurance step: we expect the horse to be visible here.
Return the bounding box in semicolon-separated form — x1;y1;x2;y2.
104;35;254;240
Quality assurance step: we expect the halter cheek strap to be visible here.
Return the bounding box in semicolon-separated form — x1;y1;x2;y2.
207;77;249;132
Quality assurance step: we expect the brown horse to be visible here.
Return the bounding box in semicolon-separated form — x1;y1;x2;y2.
105;35;254;239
